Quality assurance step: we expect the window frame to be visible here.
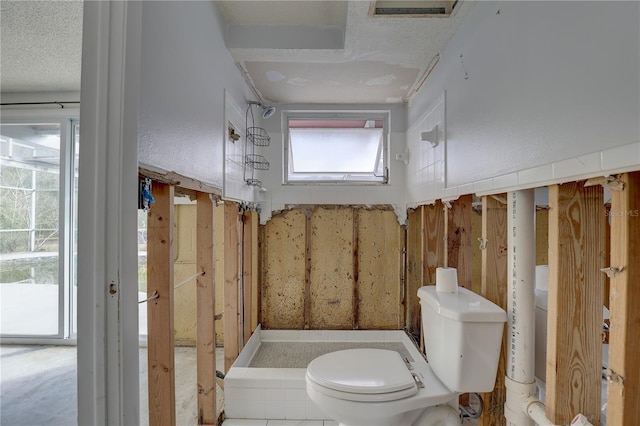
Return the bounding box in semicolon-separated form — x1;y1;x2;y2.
283;111;390;185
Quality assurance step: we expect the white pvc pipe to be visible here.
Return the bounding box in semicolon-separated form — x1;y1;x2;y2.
505;189;537;426
507;189;536;383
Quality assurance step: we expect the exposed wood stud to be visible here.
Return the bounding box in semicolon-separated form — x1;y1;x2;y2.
304;211;312;329
546;182;604;425
352;209;360;329
607;171;640;425
146;182;176;426
223;201;240;373
479;195;508;426
250;210;259;332
405;207;424;338
195;192;216;425
242;210;253;343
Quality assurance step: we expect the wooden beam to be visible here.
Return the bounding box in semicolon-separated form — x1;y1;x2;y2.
304;211;312;329
607;171;640;425
250;210;259;332
352;209;360;329
223;201;240;373
546;182;604;425
242;210;253;344
195;192;216;425
445;195;473;288
405;207;424;337
479;195;508;426
147;182;176;426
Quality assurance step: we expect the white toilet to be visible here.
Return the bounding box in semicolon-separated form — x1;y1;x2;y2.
305;275;506;426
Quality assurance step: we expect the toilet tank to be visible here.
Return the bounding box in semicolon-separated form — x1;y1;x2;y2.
418;286;506;393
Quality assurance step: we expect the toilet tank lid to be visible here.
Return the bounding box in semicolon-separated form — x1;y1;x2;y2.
418;286;507;322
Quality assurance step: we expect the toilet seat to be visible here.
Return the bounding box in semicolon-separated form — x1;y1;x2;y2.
306;349;418;402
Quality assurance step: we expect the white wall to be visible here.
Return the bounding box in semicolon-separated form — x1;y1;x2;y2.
407;1;640;203
258;103;408;223
137;1;255;189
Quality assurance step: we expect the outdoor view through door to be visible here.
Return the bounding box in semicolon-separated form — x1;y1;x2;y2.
0;121;79;338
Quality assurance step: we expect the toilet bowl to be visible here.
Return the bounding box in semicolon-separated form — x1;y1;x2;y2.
306;348;458;426
305;272;507;426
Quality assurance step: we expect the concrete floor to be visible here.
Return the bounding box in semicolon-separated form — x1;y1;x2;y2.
0;345;224;426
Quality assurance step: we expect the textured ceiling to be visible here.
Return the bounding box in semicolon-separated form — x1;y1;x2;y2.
223;0;473;104
0;0;473;105
0;0;83;93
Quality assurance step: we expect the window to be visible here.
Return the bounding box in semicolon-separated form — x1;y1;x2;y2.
285;113;389;184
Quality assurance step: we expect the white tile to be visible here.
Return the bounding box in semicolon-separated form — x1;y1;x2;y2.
601;142;640;170
243;400;267;419
284;401;307;420
492;172;519;190
323;421;339;426
305;398;327;420
223;399;247;418
442;186;458;199
222;420;268;426
518;164;553;185
264;400;286;420
457;183;474;197
552;152;601;179
268;421;323;426
265;387;286;401
282;369;306;388
285;388;307;402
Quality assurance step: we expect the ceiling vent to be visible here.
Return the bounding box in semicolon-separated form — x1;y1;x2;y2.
372;1;458;17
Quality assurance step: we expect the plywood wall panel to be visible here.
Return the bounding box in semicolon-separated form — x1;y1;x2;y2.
424;201;445;285
261;209;306;329
357;209;403;329
309;207;354;329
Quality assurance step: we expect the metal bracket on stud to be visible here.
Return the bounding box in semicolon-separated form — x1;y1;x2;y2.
600;266;624;278
478;237;488;250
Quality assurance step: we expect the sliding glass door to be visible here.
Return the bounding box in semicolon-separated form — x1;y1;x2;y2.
0;120;78;338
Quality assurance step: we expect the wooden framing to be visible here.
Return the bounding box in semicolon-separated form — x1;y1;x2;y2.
479;195;508;426
242;210;253;344
546;182;604;425
146;182;176;426
250;210;260;333
424;201;446;284
607;172;640;425
196;193;216;424
405;207;425;337
445;195;472;288
223;201;240;373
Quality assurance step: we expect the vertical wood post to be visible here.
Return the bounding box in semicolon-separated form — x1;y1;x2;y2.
607;172;640;425
479;195;508;426
196;192;216;424
223;201;240;373
405;207;425;337
304;211;312;329
249;210;260;333
352;209;360;329
147;182;176;426
546;182;603;425
445;195;473;288
242;210;253;343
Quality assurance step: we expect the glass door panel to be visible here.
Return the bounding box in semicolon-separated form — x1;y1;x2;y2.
0;123;61;336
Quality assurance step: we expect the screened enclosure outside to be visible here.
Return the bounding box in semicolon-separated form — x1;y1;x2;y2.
0;121;78;337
